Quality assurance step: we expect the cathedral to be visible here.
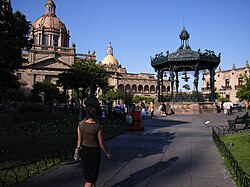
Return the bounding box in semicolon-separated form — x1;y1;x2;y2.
99;42;170;98
202;62;250;105
17;0;169;100
17;0;96;94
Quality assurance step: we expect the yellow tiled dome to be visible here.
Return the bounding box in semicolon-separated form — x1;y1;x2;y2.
102;55;119;66
101;42;119;66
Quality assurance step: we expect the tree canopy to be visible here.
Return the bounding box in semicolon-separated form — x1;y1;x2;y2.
32;80;59;105
132;95;154;104
0;3;32;93
57;59;108;101
99;89;124;103
236;75;250;102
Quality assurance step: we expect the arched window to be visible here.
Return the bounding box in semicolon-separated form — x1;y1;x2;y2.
102;88;110;95
150;85;155;93
138;85;143;93
163;86;166;93
167;86;171;93
125;84;131;92
118;84;124;93
42;35;49;46
132;84;137;92
156;86;159;93
53;35;58;46
144;85;149;93
64;38;69;47
34;35;39;45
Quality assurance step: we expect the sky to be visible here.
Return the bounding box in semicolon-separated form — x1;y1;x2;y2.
12;0;250;75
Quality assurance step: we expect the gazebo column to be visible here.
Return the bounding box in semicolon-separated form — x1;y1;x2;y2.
194;64;199;101
161;70;164;102
157;70;161;102
170;69;175;100
209;68;216;101
175;71;179;95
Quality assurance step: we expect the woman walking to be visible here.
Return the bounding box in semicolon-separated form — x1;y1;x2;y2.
76;106;112;187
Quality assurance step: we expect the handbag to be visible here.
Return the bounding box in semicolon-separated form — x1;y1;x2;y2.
73;146;82;160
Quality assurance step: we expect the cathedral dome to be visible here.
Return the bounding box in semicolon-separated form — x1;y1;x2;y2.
102;55;119;66
33;15;67;33
32;0;67;33
31;0;70;47
101;42;119;66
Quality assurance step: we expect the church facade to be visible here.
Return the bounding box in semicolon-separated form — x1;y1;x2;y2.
99;42;170;99
16;0;96;94
202;62;250;105
17;0;169;100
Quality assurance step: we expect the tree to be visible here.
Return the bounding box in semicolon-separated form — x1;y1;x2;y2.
58;59;108;100
123;92;134;114
32;80;59;105
132;95;154;104
99;89;124;104
57;59;108;119
132;95;141;104
236;75;250;103
0;2;32;93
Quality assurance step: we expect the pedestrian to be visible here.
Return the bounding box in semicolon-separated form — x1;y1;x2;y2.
141;107;147;119
75;105;112;187
238;101;243;112
161;103;166;116
100;108;106;122
223;102;232;115
223;102;228;115
163;103;167;116
229;101;233;114
150;102;154;118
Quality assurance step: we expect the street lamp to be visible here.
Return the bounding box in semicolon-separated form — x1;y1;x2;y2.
219;86;226;108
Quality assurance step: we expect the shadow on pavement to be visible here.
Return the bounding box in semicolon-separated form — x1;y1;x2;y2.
108;131;176;162
143;117;190;128
110;157;179;187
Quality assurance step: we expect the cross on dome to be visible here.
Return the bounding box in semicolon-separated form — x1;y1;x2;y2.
107;42;113;55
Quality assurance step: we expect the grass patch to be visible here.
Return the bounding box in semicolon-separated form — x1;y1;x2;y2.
0;111;78;168
220;132;250;176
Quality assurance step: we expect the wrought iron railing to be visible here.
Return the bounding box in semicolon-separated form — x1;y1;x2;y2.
0;123;127;187
212;126;250;187
0;149;74;187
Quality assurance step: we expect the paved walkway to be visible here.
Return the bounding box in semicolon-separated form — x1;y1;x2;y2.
15;111;244;187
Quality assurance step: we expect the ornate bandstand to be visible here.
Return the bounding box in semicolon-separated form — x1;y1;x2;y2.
150;27;221;114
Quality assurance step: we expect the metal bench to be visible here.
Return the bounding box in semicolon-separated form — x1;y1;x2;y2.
227;112;250;131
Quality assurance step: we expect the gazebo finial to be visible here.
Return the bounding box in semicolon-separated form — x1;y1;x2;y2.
245;60;249;68
218;66;222;72
232;63;236;70
179;27;191;50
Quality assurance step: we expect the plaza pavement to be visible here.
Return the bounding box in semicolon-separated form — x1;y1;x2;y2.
14;110;246;187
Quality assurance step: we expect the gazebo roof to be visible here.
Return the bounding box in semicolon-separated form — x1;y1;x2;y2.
151;28;221;71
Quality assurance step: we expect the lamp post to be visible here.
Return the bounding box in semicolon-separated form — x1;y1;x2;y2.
219;86;226;109
84;79;99;120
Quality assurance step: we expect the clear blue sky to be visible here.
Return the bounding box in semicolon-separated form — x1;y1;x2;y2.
12;0;250;75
